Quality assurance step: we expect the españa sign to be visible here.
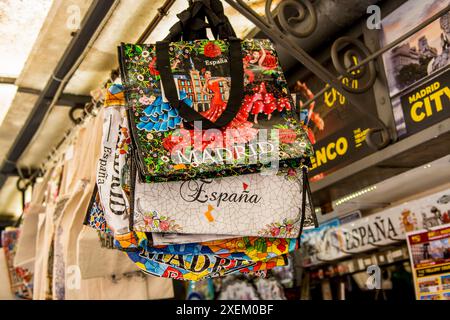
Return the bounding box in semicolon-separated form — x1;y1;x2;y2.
300;188;450;266
400;69;450;135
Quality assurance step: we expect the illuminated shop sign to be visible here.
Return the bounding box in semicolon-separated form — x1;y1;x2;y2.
308;121;372;175
299;60;379;179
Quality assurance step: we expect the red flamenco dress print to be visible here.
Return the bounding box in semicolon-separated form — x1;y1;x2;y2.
199;70;258;146
162;70;259;154
244;82;292;124
201;96;259;149
200;71;227;122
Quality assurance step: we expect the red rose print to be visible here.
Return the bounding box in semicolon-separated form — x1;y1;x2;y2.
262;53;277;69
279;129;297;144
162;134;185;152
149;57;159;76
270;227;280;237
204;42;222;58
159;220;170;231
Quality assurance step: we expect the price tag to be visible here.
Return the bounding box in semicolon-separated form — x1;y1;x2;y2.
65;144;74;161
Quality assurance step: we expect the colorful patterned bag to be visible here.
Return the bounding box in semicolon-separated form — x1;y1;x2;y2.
85;194;298;281
126;248;288;282
116;231;291;281
99;81;316;238
131;161;316;237
1;228;33;299
119;0;313;183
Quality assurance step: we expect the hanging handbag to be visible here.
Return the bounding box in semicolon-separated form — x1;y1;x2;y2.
32;164;63;300
131;158;316;237
64;112;106;300
126;247;287;282
0;248;15;300
14;169;52;270
85;195;298;281
119;0;313;183
76;225;139;280
1;228;33;299
99;81;317;238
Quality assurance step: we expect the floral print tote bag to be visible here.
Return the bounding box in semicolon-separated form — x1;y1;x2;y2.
118;0;313;183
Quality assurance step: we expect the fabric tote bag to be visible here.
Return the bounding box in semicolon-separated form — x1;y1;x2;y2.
14;169;52;270
76;225;137;279
52;123;94;300
1;228;33;299
64;113;105;300
33;164;64;300
125;244;288;282
114;230;294;281
0;248;15;300
119;0;313;183
132;162;316;237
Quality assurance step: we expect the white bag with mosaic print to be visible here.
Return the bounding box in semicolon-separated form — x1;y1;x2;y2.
132;167;316;238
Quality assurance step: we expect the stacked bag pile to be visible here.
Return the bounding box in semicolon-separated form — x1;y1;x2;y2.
1;0;318;299
85;0;317;282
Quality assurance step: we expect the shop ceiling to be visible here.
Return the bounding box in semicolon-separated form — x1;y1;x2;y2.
0;0;447;220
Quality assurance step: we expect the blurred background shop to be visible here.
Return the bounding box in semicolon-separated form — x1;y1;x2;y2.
1;0;450;300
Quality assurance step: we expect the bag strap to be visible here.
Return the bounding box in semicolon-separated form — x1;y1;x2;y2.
164;0;236;42
156;38;244;129
297;166;316;244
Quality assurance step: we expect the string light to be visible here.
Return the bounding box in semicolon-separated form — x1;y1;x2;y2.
334;185;377;206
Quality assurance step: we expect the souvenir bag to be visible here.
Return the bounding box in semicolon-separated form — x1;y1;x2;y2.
101;82;317;238
95;76;314;279
124;242;288;282
0;248;15;300
32;164;63;300
14;170;52;270
86;191;295;281
51;135;85;300
95;81;131;236
95;272;174;300
63;109;173;300
1;228;33;299
63;112;104;300
78;188;137;280
132;161;316;237
126;234;293;283
76;225;138;280
119;0;313;183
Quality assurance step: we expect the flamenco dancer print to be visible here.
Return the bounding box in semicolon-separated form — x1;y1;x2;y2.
243;42;292;124
199;70;229;122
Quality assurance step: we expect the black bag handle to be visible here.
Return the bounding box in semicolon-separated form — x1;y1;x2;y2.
156;38;244;129
164;0;236;42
